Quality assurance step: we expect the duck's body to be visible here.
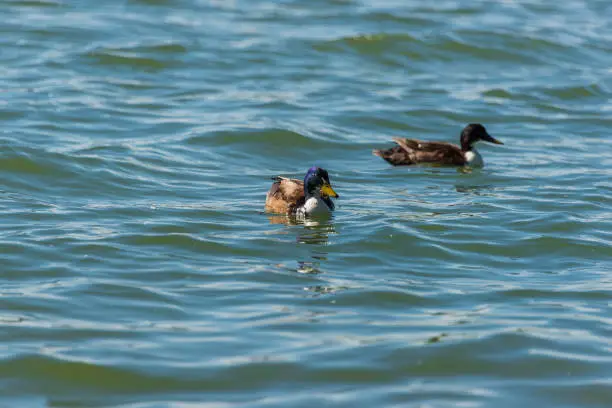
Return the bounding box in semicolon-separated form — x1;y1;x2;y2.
373;124;502;167
265;167;338;217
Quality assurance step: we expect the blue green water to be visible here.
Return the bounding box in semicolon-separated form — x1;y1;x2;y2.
2;0;612;406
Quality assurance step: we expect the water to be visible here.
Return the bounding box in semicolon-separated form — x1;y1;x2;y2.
2;0;612;406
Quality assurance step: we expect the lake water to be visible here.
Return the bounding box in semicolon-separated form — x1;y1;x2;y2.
2;0;612;406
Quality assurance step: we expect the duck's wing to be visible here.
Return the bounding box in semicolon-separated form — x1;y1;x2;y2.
374;138;465;166
265;177;305;214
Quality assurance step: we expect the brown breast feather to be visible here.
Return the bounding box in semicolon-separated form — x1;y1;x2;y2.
265;177;305;214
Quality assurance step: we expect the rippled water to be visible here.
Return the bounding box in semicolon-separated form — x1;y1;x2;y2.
2;0;612;406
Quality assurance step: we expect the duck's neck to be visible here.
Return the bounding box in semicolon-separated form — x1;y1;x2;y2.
304;188;320;200
461;140;474;152
464;148;483;166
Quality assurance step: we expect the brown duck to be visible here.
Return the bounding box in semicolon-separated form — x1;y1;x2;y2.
265;167;339;217
373;123;503;167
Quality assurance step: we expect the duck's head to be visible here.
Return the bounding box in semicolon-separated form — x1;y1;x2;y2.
304;167;339;199
460;124;503;151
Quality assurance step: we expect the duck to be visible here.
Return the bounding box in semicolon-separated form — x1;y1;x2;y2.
372;123;503;167
265;166;339;217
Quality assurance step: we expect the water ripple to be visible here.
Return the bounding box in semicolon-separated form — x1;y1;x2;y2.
2;0;612;406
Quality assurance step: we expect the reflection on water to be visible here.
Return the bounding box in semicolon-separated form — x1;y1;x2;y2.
296;260;323;274
455;184;495;196
304;284;348;296
268;215;336;274
297;219;335;274
297;219;335;245
267;215;336;243
267;214;295;225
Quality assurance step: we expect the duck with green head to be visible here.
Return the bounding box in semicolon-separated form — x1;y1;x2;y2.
265;166;339;217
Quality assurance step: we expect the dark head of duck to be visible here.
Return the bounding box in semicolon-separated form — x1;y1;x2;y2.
304;166;339;199
460;124;504;152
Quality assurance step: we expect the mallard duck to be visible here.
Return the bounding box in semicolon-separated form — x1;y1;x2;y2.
373;123;503;167
265;167;339;217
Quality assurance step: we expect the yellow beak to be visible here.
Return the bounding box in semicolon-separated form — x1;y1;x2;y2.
320;183;339;198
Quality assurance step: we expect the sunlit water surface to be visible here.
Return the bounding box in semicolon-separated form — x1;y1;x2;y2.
2;0;612;406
